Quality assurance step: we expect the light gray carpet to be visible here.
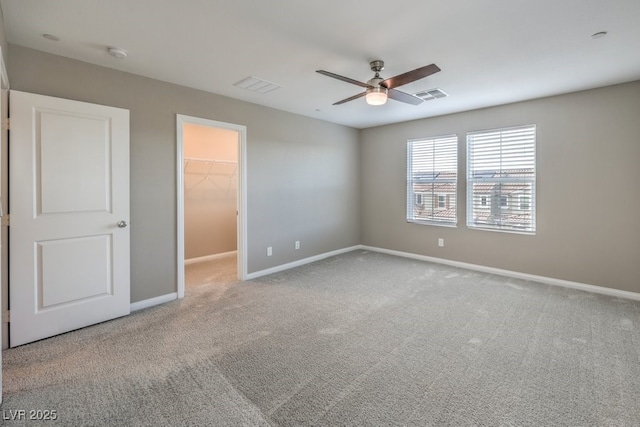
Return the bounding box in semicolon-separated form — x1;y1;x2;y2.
2;250;640;426
185;253;238;290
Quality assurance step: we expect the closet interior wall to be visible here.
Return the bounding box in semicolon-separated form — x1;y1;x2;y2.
183;123;238;261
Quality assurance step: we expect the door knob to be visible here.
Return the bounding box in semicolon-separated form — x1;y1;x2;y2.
117;220;128;228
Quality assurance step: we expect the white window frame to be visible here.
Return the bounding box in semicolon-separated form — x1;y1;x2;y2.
407;134;458;227
466;124;536;234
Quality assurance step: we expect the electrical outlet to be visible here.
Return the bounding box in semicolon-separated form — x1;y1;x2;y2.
267;246;273;256
295;241;300;250
438;238;444;247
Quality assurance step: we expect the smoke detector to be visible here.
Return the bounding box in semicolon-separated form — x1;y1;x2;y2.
42;34;60;42
108;47;128;59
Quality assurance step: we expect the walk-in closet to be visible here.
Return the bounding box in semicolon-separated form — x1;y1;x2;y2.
182;122;238;290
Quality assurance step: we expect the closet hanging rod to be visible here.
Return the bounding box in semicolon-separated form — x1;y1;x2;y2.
183;156;237;165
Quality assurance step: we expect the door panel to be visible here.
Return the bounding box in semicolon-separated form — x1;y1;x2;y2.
10;91;130;347
38;235;112;308
39;110;112;214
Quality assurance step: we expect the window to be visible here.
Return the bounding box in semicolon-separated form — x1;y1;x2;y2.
500;195;508;209
466;125;536;233
407;134;457;226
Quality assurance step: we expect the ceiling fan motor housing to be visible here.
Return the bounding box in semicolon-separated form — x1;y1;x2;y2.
369;60;386;91
367;76;384;88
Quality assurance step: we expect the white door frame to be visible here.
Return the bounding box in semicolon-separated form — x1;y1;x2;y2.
0;45;9;404
176;114;247;298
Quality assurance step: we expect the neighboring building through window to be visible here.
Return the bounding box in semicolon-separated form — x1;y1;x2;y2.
466;125;536;233
407;134;458;226
500;195;508;209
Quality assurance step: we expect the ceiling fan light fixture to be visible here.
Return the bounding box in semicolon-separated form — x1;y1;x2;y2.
366;86;388;105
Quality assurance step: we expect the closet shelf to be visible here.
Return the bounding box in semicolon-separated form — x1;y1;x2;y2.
184;156;237;165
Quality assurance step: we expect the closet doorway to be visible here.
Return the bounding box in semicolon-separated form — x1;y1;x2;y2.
176;115;247;298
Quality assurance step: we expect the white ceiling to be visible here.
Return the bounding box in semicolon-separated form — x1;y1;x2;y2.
1;0;639;129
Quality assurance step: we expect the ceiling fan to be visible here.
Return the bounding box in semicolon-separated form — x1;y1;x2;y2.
316;60;440;106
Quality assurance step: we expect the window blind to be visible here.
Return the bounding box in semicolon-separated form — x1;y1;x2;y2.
407;135;457;226
466;125;536;233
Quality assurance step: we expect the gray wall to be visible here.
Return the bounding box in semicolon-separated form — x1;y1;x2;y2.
360;81;640;293
8;45;360;302
6;44;639;300
0;7;7;58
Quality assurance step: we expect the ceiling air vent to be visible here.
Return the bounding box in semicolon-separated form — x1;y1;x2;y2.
414;88;448;101
233;76;281;94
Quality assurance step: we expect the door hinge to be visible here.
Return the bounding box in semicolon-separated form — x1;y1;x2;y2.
1;118;8;131
2;214;8;226
2;310;9;323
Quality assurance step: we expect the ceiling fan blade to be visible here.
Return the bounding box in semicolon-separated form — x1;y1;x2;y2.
333;91;366;105
380;63;441;89
316;70;372;88
387;89;423;105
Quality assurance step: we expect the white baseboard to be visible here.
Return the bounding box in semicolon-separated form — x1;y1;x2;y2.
360;245;640;301
245;246;361;280
130;292;178;312
185;250;237;266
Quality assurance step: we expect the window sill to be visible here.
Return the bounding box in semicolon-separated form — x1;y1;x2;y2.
407;219;457;228
466;225;535;236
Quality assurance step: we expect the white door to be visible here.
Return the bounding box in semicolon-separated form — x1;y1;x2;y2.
9;91;130;347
